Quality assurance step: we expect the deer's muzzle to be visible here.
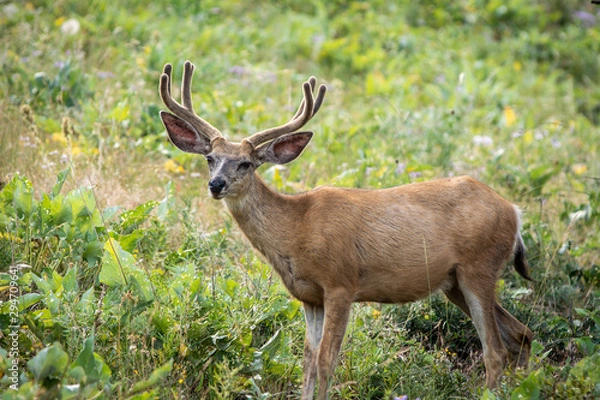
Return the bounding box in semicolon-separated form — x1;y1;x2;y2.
208;177;227;198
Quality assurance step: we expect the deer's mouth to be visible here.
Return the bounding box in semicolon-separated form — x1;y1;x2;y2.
210;191;227;200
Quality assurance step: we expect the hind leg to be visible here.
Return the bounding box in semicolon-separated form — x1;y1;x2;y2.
494;304;532;369
443;271;508;388
445;284;532;368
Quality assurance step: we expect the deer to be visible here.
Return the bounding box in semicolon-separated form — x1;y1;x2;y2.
158;60;533;400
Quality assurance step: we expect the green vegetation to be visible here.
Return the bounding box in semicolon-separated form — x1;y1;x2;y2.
1;0;599;398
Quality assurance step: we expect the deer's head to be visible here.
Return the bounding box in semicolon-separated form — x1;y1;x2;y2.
159;61;326;200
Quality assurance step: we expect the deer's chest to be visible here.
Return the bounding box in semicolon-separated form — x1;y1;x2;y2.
263;250;324;306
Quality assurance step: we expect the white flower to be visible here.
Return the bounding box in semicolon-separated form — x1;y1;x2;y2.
61;18;81;35
3;4;19;18
472;135;493;147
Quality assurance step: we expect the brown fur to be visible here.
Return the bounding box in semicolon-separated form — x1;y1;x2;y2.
158;66;533;399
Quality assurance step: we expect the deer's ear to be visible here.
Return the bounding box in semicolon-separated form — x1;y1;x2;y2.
160;111;211;155
257;131;313;165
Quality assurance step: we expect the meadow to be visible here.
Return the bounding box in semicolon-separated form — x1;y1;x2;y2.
1;0;599;398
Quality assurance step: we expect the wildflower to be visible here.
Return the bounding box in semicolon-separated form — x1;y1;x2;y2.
96;71;114;79
572;164;587;175
3;4;18;18
513;61;522;71
573;11;596;28
503;106;517;128
395;161;406;175
60;18;80;35
164;159;185;174
229;66;249;76
372;309;381;319
51;132;68;144
472;135;493;147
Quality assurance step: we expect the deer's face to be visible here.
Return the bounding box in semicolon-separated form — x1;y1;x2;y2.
204;140;257;199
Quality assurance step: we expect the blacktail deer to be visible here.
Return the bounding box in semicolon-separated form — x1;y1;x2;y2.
158;61;533;399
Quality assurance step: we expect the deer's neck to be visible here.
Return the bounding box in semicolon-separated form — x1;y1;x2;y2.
224;174;303;266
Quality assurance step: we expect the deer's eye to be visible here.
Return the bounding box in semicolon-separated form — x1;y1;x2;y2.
238;161;252;171
205;155;215;165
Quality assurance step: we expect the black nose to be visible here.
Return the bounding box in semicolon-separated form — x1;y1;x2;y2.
208;177;226;194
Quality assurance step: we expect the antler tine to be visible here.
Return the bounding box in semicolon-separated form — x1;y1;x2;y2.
159;61;223;140
163;64;173;96
290;76;318;121
312;84;327;116
181;61;194;110
246;77;326;148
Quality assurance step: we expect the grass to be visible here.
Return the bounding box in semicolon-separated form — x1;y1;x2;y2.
1;0;599;399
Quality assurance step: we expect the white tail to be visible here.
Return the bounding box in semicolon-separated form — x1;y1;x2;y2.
159;61;533;399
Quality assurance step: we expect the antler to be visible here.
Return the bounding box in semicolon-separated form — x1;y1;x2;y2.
159;61;223;141
245;77;326;148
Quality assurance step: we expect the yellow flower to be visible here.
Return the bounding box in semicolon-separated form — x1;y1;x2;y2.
513;61;522;71
503;106;517;128
523;131;534;144
136;56;146;69
572;164;587;175
51;132;68;144
164;159;185;174
371;309;381;319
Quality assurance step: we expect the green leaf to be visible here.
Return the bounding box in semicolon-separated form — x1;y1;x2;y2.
99;238;134;287
49;194;73;226
258;329;283;359
511;369;543;400
83;240;104;265
119;200;159;233
99;239;154;301
69;335;112;385
152;313;174;334
222;278;239;298
51;168;70;199
156;181;176;222
129;359;173;395
130;274;154;303
13;177;36;218
528;165;557;196
62;266;78;293
102;205;122;222
18;293;43;311
46;291;61;315
77;287;96;315
27;342;69;382
117;230;144;253
30;273;52;295
67;187;101;225
567;353;600;385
